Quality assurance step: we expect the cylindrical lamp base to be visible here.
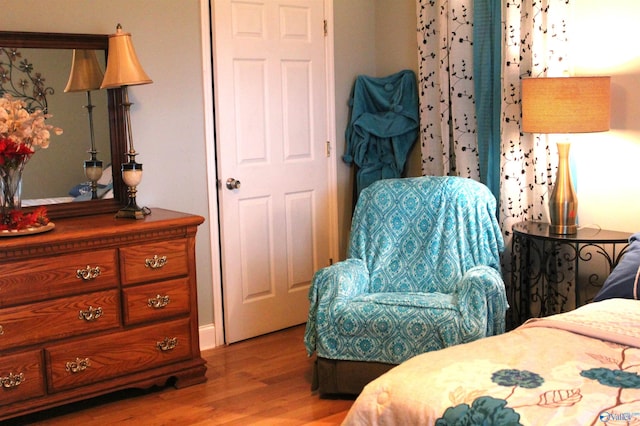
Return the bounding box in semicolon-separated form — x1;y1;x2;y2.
548;141;578;235
549;223;577;235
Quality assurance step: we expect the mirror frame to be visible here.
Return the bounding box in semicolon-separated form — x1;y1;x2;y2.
0;30;127;219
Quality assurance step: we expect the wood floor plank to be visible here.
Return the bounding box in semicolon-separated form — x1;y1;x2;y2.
3;325;354;425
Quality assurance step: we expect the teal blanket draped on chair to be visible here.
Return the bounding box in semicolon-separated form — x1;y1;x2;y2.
343;69;419;200
304;176;507;366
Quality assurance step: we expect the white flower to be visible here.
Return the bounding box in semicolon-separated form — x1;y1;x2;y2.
0;93;62;153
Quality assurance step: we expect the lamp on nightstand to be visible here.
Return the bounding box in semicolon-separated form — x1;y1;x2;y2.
101;24;153;219
522;76;610;235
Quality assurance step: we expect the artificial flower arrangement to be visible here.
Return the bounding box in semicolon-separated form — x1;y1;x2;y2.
0;93;62;231
1;205;50;231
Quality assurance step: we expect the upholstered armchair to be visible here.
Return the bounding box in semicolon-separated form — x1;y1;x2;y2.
304;176;507;394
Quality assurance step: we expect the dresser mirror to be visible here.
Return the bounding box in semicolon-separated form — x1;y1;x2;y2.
0;31;126;219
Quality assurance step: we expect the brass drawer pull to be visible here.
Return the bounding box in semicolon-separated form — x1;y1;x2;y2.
65;357;91;374
148;294;171;309
78;306;103;322
0;325;3;335
0;372;24;389
156;337;178;352
145;255;167;269
76;265;101;281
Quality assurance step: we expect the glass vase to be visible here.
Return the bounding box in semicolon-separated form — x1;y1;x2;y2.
0;164;25;225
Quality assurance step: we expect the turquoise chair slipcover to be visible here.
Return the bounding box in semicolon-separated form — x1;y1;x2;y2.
304;176;507;365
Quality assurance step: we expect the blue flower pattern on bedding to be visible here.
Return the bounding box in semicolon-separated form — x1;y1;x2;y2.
437;396;522;426
304;176;507;365
581;368;640;389
437;348;640;425
491;369;544;389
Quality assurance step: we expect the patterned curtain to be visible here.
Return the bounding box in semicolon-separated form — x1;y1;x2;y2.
499;0;570;237
501;0;572;325
416;0;480;180
416;0;572;235
500;0;572;240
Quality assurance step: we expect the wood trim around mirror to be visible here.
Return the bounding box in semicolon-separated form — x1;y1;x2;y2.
0;31;127;219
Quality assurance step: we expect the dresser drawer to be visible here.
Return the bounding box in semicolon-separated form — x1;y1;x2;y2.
122;278;191;326
0;290;120;348
45;318;192;393
0;249;118;307
0;350;45;407
120;239;189;286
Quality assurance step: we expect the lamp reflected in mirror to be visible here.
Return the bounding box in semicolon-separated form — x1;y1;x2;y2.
64;49;104;200
101;24;152;219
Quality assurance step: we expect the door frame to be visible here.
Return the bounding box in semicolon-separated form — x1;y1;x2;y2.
200;0;338;347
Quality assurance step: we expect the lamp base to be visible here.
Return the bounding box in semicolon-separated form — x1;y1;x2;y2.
115;204;147;220
115;206;146;220
548;141;578;236
549;223;577;235
115;193;148;220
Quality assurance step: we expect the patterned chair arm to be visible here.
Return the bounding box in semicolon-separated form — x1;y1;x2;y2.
304;258;369;355
454;266;508;341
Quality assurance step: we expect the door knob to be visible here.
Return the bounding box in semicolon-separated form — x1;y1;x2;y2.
226;178;241;190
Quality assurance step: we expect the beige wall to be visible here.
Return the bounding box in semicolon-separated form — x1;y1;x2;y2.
570;0;640;233
333;0;375;259
333;0;419;259
375;0;422;178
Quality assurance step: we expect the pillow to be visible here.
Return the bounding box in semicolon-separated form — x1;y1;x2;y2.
68;182;91;197
594;232;640;302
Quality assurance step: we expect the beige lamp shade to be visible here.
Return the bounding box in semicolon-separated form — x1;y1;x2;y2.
522;76;610;133
64;49;104;92
101;24;152;88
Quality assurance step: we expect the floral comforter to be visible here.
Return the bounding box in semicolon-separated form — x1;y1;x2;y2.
342;299;640;425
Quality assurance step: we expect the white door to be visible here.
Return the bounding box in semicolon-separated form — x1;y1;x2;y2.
212;0;335;343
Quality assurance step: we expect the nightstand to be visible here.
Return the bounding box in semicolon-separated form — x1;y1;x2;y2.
508;221;630;328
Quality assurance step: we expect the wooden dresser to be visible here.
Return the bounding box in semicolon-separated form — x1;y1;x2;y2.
0;208;206;421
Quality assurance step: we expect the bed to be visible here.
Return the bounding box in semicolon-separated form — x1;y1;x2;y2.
342;298;640;425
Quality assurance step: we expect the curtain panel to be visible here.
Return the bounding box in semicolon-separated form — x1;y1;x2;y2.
500;0;572;240
500;0;573;324
416;0;480;180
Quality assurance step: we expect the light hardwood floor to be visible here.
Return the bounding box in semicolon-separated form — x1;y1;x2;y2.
4;325;355;425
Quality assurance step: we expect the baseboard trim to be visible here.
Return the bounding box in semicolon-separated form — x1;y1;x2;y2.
198;323;217;351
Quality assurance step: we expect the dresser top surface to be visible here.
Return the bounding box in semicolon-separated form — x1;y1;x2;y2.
0;208;204;254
